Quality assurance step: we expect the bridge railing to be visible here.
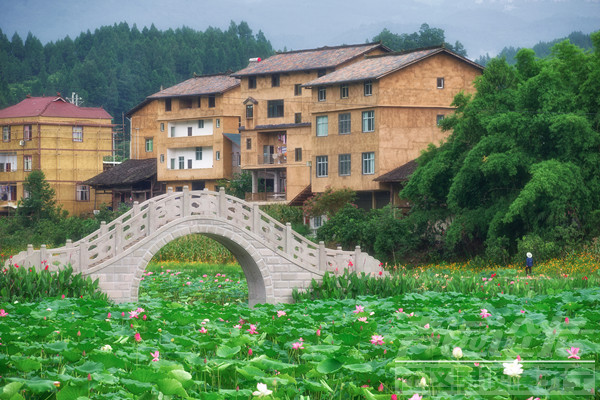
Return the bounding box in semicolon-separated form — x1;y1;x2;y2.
6;187;381;275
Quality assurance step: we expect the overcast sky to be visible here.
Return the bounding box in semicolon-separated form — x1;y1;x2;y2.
1;0;599;59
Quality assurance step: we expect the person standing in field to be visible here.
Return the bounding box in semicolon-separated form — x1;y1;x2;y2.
525;252;533;275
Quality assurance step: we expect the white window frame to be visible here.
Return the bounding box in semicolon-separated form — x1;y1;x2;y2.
362;152;375;175
23;155;32;171
316;155;328;177
23;125;32;141
340;84;349;99
2;126;10;142
72;126;83;142
362;111;375;132
178;156;185;170
364;80;372;96
195;147;203;161
145;138;153;152
318;86;326;102
338;154;351;176
437;77;444;89
316;116;328;137
76;184;90;201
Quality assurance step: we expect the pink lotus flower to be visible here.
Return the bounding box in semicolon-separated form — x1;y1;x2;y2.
134;333;142;342
277;310;286;318
292;342;304;350
480;309;492;318
353;305;364;314
424;323;430;329
378;382;384;391
370;334;385;345
248;348;253;356
246;324;258;334
199;327;208;334
520;310;525;314
526;397;541;400
409;394;422;400
358;317;368;323
565;317;569;324
107;312;111;319
316;329;321;336
0;309;8;317
474;362;480;367
150;351;159;362
391;395;398;400
567;347;580;359
129;310;139;319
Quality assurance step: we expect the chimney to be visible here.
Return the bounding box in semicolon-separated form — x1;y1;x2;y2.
248;57;262;66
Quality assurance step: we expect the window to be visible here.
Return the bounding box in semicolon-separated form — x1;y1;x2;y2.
178;156;185;170
197;97;202;107
216;151;220;161
195;147;203;160
23;125;32;141
187;127;193;136
165;98;172;111
294;84;302;96
248;76;257;89
246;104;253;118
295;148;302;162
436;114;445;126
187;159;192;169
338;113;351;134
437;77;444;89
271;74;280;87
180;97;192;109
76;184;90;201
216;119;220;128
2;126;10;142
339;154;351;176
170;158;175;170
208;95;215;108
318;86;326;102
295;113;302;124
267;100;284;118
317;69;326;77
24;155;32;171
145;138;153;152
316;116;328;137
72;126;83;142
316;155;328;177
313;215;323;228
160;123;164;132
362;152;375;175
198;120;204;129
340;84;349;99
160;154;164;163
362;110;374;132
170;126;175;137
246;138;252;150
364;80;372;96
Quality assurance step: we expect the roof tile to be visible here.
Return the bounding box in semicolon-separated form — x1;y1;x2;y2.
0;96;112;119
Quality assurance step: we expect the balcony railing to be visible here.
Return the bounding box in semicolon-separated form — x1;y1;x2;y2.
259;153;287;165
245;192;287;202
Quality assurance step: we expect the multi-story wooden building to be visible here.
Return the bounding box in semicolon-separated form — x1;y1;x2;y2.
127;74;242;192
231;43;389;202
0;96;113;215
302;47;483;208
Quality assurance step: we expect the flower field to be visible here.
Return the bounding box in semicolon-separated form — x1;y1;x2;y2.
1;263;599;399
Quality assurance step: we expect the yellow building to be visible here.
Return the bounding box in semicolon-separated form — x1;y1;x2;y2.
0;96;113;216
302;47;484;208
128;73;242;191
231;43;389;202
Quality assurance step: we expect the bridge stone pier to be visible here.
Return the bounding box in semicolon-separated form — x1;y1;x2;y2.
7;188;382;306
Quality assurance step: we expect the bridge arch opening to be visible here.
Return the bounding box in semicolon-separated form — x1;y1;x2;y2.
130;221;271;307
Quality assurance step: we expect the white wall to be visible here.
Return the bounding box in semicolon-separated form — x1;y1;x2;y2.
168;119;214;138
167;147;214;170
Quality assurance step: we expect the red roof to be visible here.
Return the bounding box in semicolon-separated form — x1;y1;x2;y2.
0;96;112;120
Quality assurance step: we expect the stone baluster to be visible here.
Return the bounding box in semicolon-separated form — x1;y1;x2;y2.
319;241;326;271
133;201;139;216
147;200;155;235
100;221;107;236
218;187;226;217
115;221;123;255
66;240;74;270
182;186;190;217
79;242;88;271
285;223;293;254
252;204;260;233
354;246;362;272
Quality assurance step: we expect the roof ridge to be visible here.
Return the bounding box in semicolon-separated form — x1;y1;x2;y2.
275;42;382;55
365;45;444;59
192;72;237;78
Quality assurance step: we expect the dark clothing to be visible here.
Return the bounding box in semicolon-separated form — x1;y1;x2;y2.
526;257;533;274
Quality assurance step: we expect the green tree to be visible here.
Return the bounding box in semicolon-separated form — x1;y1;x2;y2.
372;23;467;56
16;170;63;226
303;187;356;218
401;33;600;262
218;171;252;200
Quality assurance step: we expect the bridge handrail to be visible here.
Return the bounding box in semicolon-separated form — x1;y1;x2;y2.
6;187;380;275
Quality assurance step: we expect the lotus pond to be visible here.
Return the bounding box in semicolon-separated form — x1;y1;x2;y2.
0;264;599;399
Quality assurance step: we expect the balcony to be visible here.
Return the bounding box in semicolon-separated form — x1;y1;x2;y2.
259;153;287;165
245;192;287;202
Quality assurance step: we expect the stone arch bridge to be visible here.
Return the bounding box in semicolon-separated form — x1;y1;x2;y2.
7;188;382;306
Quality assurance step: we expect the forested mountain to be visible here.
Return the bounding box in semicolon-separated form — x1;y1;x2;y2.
0;21;274;127
371;23;467;56
476;31;594;66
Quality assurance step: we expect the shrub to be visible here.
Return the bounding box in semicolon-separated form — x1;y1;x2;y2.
0;264;108;303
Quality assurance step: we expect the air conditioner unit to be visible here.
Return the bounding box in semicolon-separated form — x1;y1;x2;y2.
19;140;24;146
